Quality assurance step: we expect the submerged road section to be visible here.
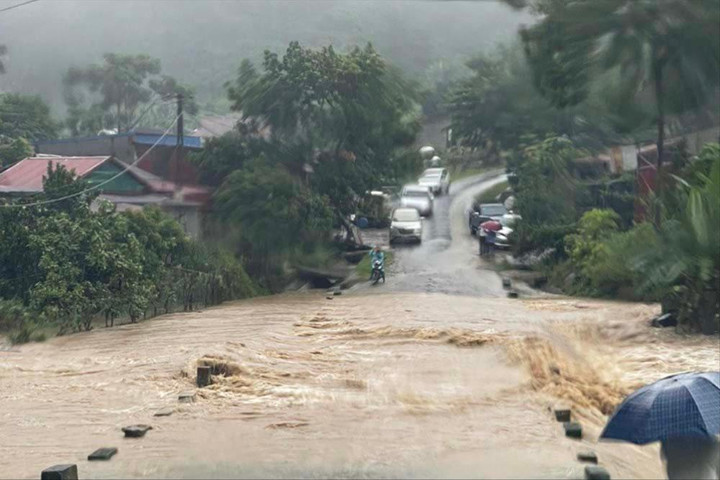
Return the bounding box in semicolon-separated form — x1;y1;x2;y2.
1;173;718;479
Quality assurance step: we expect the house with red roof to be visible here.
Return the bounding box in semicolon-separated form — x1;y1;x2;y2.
0;155;210;238
34;129;204;186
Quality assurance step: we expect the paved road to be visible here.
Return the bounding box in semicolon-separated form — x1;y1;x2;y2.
358;170;509;296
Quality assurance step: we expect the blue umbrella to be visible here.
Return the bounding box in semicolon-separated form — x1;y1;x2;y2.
601;372;720;445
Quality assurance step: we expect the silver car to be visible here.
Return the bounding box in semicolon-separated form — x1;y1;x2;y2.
400;184;433;217
418;168;450;195
389;208;423;244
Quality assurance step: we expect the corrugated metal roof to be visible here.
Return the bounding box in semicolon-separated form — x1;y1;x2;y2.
0;156;111;192
35;133;133;145
132;134;203;149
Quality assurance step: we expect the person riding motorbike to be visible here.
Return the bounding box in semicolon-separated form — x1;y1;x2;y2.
368;246;385;280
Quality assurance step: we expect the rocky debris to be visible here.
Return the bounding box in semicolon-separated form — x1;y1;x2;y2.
87;447;117;461
554;406;571;422
41;464;78;480
564;421;583;439
153;408;173;417
584;465;611;480
577;451;598;464
197;366;212;387
178;391;195;403
650;313;677;328
122;424;152;438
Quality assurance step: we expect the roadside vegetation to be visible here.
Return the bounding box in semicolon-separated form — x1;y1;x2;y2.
193;42;423;289
0;166;258;343
446;1;719;333
474;180;509;205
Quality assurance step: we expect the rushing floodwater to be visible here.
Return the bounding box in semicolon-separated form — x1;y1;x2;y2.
1;174;718;479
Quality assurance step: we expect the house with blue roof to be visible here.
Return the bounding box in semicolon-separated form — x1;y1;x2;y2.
34;129;204;186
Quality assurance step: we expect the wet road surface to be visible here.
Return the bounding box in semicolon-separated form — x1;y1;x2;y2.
382;171;509;295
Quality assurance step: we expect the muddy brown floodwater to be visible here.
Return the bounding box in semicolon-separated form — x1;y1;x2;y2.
1;174;718;479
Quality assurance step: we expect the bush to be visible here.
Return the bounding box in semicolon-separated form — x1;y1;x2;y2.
0;300;45;344
0;167;259;337
565;209;621;273
514;222;576;258
583;223;658;297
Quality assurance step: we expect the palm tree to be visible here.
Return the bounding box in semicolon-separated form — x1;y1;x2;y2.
520;0;720;176
636;145;720;332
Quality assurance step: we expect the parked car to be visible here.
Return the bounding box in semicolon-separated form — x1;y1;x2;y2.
400;184;434;217
389;208;423;244
494;213;521;249
469;202;506;235
418;168;450;195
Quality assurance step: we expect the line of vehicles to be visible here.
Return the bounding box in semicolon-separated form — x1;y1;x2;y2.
469;200;520;251
390;167;451;244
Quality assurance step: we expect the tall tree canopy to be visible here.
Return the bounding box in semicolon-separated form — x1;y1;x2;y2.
226;42;421;217
448;43;625;157
63;53;197;135
0;93;59;141
0;93;59;167
517;0;720;170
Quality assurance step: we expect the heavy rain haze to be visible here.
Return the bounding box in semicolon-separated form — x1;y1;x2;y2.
1;1;718;479
0;0;530;112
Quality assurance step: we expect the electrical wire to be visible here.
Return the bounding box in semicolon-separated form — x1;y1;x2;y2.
0;0;39;14
0;114;181;209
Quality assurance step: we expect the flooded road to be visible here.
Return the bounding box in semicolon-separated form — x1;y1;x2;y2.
1;174;718;479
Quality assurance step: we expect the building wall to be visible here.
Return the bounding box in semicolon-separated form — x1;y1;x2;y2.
164;205;202;239
35;136;136;162
134;145;200;185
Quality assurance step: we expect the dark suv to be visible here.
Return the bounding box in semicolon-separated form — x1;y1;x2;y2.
469;203;507;235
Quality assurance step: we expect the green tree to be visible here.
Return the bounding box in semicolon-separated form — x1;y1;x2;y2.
227;42;420;220
64;53;163;133
518;0;720;175
215;158;333;260
511;136;586;255
0;137;31;168
635;144;720;332
190;128;266;186
0;93;59;141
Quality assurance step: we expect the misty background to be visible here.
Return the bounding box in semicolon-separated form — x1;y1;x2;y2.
0;0;530;114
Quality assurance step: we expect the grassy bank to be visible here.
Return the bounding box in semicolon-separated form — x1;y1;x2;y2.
450;166;493;182
474;179;509;204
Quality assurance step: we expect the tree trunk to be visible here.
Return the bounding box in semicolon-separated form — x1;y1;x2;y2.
652;47;668;187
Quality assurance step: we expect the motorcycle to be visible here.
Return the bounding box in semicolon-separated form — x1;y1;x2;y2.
370;260;385;285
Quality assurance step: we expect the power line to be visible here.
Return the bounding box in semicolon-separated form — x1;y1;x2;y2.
127;95;175;131
0;114;180;209
0;0;40;14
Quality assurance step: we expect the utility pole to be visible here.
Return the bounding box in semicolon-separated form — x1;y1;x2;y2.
174;93;184;198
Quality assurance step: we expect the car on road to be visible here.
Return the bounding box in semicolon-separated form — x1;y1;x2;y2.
389;208;423;244
400;184;434;217
418;168;450;195
469;202;506;235
494;213;521;249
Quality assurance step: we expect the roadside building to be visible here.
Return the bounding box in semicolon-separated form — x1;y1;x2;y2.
34;129;204;185
0;155;210;238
